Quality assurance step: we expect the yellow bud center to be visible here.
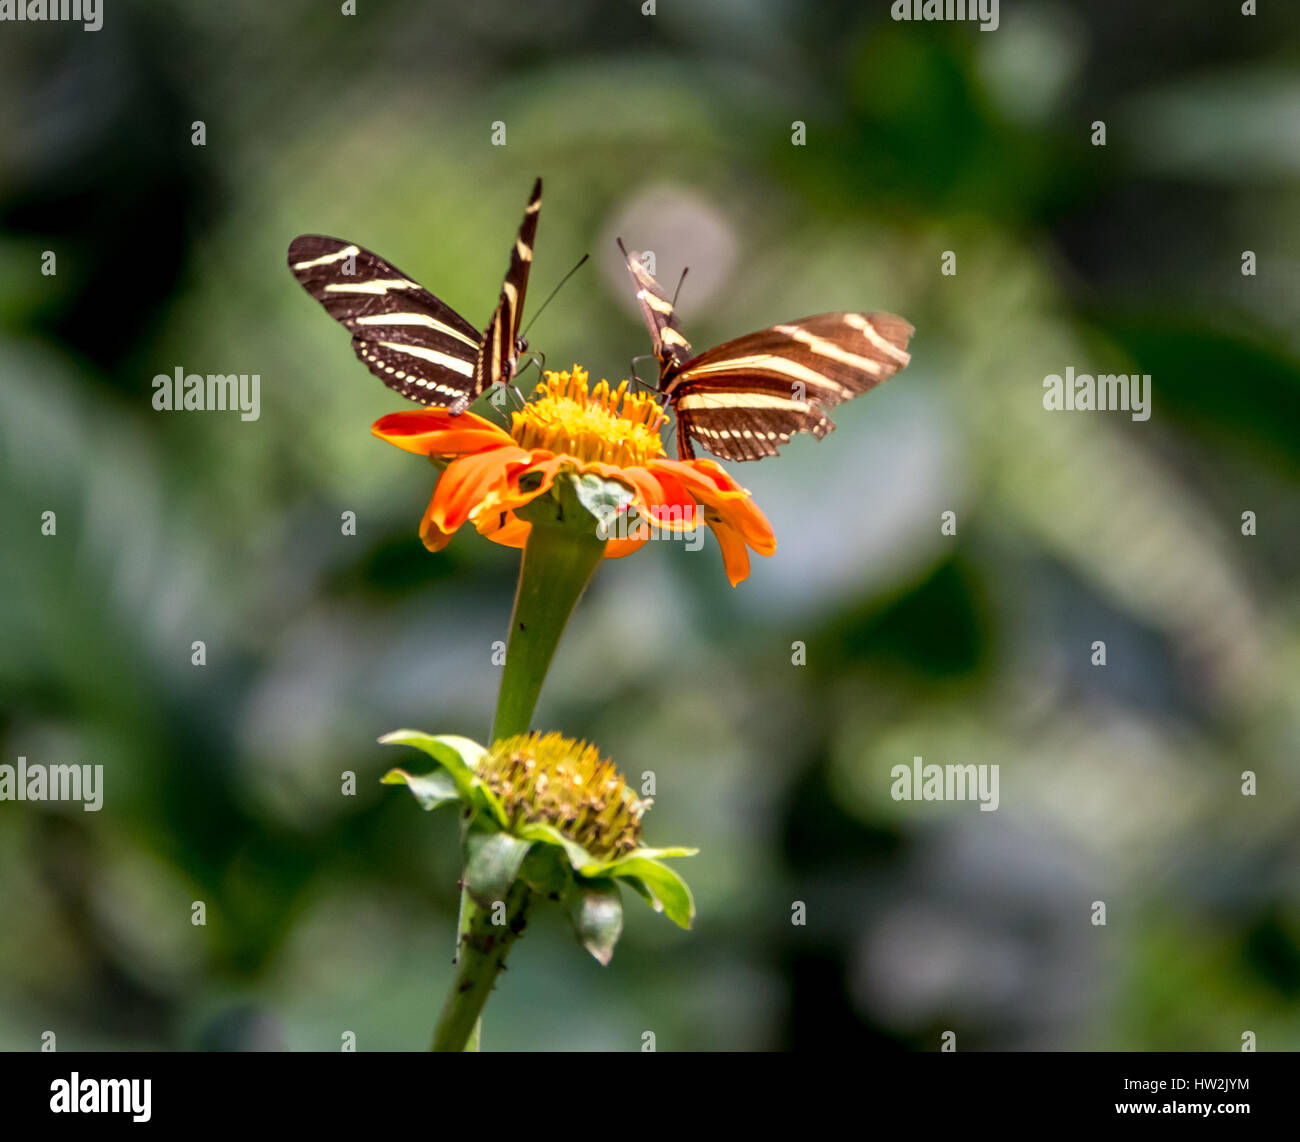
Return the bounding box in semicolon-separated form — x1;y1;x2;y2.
480;731;649;860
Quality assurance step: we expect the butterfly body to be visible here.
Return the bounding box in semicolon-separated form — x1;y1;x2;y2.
289;178;541;414
620;242;914;462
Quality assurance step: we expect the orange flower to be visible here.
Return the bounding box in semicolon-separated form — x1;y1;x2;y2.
371;366;776;586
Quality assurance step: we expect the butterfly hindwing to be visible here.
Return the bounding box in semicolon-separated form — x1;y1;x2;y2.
619;245;913;462
288;178;542;413
670;312;913;460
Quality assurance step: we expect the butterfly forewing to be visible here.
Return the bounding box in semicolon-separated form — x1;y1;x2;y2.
619;241;693;383
288;178;542;413
476;178;542;395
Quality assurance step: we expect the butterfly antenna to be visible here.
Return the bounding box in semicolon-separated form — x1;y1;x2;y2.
521;253;589;338
671;265;689;308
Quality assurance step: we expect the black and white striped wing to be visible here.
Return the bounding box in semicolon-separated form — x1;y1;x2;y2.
475;177;542;394
288;235;484;409
668;312;914;462
618;240;693;383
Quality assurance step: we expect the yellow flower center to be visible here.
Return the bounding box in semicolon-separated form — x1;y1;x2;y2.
480;731;649;860
511;366;666;468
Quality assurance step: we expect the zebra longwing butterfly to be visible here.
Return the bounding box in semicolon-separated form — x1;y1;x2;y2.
619;240;914;462
288;178;542;414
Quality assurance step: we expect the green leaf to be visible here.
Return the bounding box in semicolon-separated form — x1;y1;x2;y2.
379;767;460;812
378;731;483;798
567;879;624;965
608;858;695;929
378;731;510;826
464;830;533;907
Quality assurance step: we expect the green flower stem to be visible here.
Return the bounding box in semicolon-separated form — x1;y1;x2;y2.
491;517;607;741
451;831;483;1053
438;509;606;1052
430;878;531;1052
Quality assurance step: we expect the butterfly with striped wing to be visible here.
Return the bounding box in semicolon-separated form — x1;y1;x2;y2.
288;178;542;415
619;240;914;462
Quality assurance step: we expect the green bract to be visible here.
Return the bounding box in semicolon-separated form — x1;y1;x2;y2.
380;730;697;965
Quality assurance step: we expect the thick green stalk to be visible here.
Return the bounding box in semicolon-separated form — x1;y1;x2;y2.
491;519;607;741
437;513;605;1052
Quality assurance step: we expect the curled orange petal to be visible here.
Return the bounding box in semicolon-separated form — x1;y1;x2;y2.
425;447;523;540
649;457;776;583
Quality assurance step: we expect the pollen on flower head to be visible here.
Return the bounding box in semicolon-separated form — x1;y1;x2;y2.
480;731;650;860
510;366;667;469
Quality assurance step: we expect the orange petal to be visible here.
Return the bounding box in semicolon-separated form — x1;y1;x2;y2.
372;409;513;457
708;517;753;587
487;453;566;514
469;453;568;551
619;466;699;533
603;533;651;559
651;458;777;570
477;512;532;550
426;447;523;537
418;494;455;552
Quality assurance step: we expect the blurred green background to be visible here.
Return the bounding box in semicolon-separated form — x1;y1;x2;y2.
2;0;1299;1051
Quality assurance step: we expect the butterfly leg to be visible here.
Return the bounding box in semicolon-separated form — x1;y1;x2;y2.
628;353;659;388
513;352;547;386
485;382;526;417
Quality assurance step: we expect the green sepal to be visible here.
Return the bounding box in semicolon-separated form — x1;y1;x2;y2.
567;878;624;965
620;846;699;862
607;857;695;929
520;843;571;900
574;845;699;880
516;820;599;874
616;874;656;907
464;830;534;908
379;767;460;812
